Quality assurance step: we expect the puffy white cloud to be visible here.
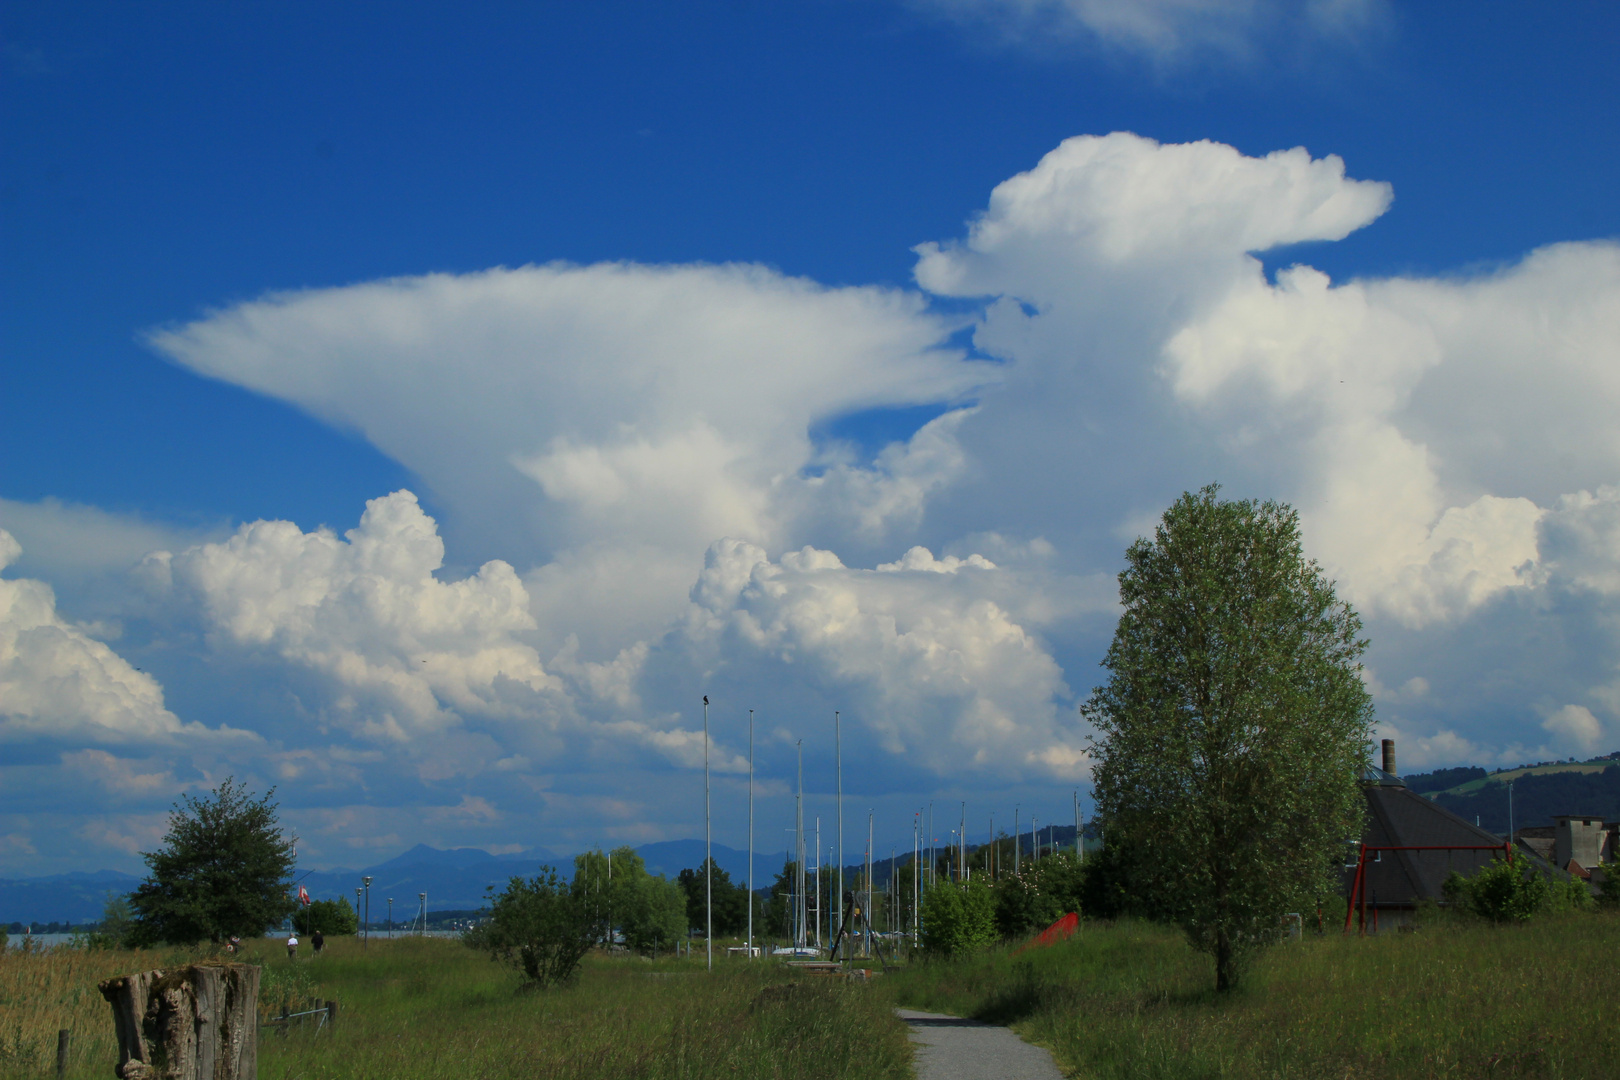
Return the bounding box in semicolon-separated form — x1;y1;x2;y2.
0;528;201;744
1540;704;1607;757
1163;242;1620;626
674;538;1084;778
166;491;563;743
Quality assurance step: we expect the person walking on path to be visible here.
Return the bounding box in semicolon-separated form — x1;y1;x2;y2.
286;933;298;959
896;1009;1064;1080
312;929;324;955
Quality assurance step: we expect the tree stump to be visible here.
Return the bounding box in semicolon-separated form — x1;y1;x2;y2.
98;963;259;1080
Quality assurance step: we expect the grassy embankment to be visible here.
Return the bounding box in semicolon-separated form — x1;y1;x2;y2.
1;936;910;1080
885;912;1620;1079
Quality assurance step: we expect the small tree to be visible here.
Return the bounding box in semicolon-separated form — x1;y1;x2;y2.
80;893;136;950
293;896;359;936
920;879;996;957
128;777;297;945
622;876;687;956
1085;486;1373;991
994;852;1086;939
467;867;595;988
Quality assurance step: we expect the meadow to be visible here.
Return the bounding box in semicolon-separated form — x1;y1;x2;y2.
882;912;1620;1080
0;936;910;1080
6;914;1619;1079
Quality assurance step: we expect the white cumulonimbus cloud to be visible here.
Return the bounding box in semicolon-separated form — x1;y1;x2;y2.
13;128;1620;874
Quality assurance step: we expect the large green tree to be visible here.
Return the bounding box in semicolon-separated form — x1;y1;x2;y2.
128;778;297;945
1084;486;1372;991
677;858;750;935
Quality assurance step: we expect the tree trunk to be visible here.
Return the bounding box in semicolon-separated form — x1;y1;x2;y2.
1215;930;1234;993
99;963;259;1080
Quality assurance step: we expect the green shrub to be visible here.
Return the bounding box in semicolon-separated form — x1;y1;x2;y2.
1597;865;1620;907
292;896;359;936
921;879;996;957
1445;852;1551;922
995;852;1086;939
465;866;595;988
75;892;137;950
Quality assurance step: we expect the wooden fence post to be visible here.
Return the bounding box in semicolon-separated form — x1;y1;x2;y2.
56;1029;70;1079
324;1000;338;1032
98;962;259;1080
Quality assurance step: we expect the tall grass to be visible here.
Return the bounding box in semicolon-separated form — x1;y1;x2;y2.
885;913;1620;1079
0;940;206;1079
1;936;910;1080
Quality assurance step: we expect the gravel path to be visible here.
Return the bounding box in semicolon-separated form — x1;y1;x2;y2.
896;1008;1066;1080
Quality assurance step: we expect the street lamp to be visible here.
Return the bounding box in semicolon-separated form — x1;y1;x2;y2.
418;892;426;936
362;877;372;949
387;898;393;939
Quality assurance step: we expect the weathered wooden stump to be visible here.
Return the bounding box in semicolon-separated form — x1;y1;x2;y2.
98;963;259;1080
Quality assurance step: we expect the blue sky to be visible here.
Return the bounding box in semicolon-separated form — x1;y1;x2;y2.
3;1;1619;876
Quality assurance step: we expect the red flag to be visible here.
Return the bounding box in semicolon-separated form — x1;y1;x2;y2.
298;884;311;906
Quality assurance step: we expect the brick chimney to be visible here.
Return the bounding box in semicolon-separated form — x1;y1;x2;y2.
1381;739;1396;777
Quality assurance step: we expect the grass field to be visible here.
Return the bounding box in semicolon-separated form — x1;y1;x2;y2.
883;912;1620;1080
1;936;911;1080
9;914;1620;1079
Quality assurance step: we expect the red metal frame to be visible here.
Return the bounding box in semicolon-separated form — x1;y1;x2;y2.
1343;843;1511;934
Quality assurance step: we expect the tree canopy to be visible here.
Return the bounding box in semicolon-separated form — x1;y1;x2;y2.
677;858;751;936
572;846;686;955
128;777;297;945
1084;485;1372;991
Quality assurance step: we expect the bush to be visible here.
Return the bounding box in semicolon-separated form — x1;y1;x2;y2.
1596;864;1620;907
76;893;137;950
466;867;595;988
293;896;360;936
995;853;1086;939
1444;852;1551;922
921;879;996;957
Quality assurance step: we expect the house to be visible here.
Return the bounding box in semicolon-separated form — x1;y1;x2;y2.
1343;740;1518;930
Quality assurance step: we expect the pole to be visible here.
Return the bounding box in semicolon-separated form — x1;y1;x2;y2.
1014;807;1020;874
989;813;994;880
960;802;966;882
1508;781;1514;844
835;710;844;959
419;893;426;935
866;810;874;958
928;802;934;887
703;695;712;972
793;738;800;952
1075;789;1082;861
748;708;754;960
387;898;393;939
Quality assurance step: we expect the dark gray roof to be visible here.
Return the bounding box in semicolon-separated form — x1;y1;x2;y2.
1344;783;1512;907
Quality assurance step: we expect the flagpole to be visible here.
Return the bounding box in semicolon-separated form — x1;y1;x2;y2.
748;708;754;960
835;709;843;960
703;695;711;973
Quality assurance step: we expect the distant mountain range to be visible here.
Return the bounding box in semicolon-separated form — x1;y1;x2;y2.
20;755;1612;924
1403;755;1620;834
2;840;789;925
